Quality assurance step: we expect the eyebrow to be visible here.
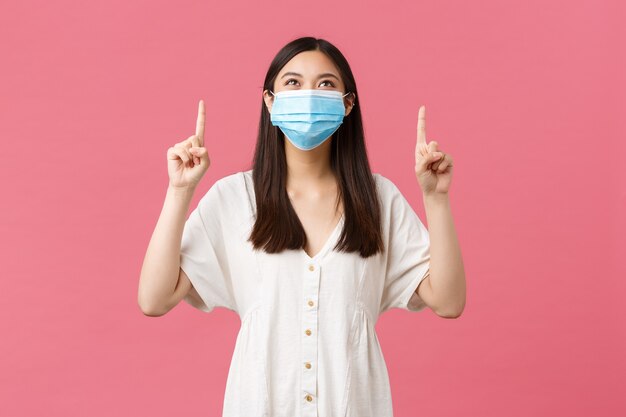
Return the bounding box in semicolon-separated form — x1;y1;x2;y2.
280;71;340;81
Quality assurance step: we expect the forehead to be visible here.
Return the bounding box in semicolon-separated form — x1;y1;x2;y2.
277;50;340;78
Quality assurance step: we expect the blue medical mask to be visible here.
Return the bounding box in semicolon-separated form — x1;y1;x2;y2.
269;89;351;151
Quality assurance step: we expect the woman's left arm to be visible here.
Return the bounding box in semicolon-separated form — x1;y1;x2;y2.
413;105;466;318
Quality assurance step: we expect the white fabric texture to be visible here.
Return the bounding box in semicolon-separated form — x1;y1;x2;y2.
179;170;431;417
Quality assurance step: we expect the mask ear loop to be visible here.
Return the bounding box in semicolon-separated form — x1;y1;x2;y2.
336;91;352;155
267;90;281;137
343;91;355;109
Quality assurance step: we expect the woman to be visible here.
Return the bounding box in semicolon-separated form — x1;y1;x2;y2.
138;36;465;417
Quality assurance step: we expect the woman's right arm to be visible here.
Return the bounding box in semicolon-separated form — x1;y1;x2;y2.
137;100;210;316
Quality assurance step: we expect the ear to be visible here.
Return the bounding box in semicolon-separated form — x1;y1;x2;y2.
263;89;274;113
344;92;356;117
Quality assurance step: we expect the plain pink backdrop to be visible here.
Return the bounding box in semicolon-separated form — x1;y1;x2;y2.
1;0;624;416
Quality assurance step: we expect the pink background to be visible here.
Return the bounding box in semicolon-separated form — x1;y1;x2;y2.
1;0;624;416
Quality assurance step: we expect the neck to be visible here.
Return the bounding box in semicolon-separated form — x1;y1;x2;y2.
284;137;335;188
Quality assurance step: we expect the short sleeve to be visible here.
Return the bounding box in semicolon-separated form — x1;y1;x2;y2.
379;179;431;313
179;181;237;313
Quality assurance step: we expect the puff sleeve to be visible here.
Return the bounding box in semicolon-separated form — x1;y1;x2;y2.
179;181;237;313
379;179;431;313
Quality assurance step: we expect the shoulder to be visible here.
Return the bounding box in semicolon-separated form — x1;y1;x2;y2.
372;172;403;202
197;170;252;216
200;170;248;198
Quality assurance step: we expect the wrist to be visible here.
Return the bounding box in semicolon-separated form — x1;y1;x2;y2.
167;184;196;201
423;191;449;205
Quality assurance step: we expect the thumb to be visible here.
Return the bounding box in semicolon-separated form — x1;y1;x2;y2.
416;151;442;173
189;147;209;165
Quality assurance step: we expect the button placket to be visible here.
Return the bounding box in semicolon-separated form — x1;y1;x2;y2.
301;261;320;415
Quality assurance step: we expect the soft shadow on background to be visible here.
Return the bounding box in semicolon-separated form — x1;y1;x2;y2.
1;0;624;416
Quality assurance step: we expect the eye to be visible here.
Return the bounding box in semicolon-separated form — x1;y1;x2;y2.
284;78;336;87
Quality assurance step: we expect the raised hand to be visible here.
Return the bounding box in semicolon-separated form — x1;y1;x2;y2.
414;105;454;196
167;99;211;190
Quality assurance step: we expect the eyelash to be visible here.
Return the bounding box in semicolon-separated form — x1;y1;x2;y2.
285;78;335;87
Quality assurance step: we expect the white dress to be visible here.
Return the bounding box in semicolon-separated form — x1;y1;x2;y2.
180;169;431;417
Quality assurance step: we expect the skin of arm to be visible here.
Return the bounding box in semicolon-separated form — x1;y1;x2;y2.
418;192;466;318
137;185;196;316
413;104;466;318
138;99;209;317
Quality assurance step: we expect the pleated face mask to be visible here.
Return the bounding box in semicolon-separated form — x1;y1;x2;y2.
269;89;351;151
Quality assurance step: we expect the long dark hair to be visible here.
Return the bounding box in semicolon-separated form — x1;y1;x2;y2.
248;36;383;258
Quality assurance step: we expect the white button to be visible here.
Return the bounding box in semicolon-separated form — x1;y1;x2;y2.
308;264;315;271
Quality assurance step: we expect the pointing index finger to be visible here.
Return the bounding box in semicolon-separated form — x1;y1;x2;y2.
196;99;205;146
417;105;426;144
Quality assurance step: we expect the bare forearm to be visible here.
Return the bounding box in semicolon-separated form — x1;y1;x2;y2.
138;185;196;314
423;193;466;316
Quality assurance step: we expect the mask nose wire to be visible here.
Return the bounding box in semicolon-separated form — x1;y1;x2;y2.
269;90;351;97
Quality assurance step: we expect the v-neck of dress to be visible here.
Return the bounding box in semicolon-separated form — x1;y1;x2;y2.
241;170;344;263
301;212;345;262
